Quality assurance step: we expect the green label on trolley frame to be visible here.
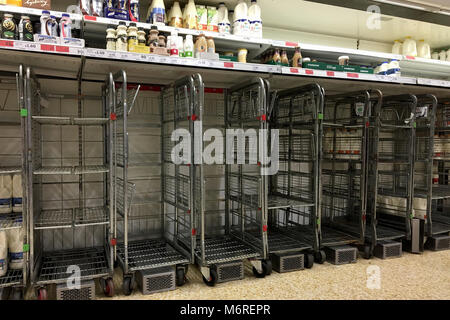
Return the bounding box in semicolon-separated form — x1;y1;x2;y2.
20;108;28;117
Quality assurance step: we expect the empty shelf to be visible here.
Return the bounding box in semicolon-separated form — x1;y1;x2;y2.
321;225;361;246
34;209;73;229
75;207;109;227
430;220;450;236
268;195;314;210
34;165;109;175
36;247;109;285
0;269;23;288
117;239;189;272
266;229;312;254
35;207;109;230
0;213;23;231
0;166;21;174
32;116;109;126
432;186;450;200
195;236;260;265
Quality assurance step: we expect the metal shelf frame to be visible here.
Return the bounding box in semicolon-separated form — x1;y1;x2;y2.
26;65;114;294
267;83;324;256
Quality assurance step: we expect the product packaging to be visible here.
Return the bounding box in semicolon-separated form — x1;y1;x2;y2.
22;0;51;10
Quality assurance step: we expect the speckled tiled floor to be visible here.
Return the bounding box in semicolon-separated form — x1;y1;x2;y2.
26;250;450;300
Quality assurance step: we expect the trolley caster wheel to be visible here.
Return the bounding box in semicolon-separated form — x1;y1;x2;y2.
37;288;48;301
363;246;372;259
9;287;24;300
202;269;217;287
314;250;326;264
252;260;271;278
176;268;186;287
122;276;134;296
103;278;115;297
304;253;314;269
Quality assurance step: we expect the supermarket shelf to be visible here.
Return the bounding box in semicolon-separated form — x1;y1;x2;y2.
32;116;109;125
82;15;271;60
401;56;450;79
34;207;109;230
0;213;23;231
0;166;21;174
267;195;314;210
282;67;417;85
0;4;82;20
36;247;109;285
275;41;403;65
417;78;450;88
33;165;109;175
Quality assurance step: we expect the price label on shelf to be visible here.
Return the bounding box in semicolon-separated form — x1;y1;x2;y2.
55;46;70;53
87;48;106;57
305;69;314;75
224;62;234;68
40;44;55;52
0;40;14;48
327;71;335;77
289;68;299;74
119;52;130;60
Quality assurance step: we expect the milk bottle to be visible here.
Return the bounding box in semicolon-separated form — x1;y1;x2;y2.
7;227;24;270
0;230;7;277
248;0;262;38
0;175;12;214
184;0;198;30
12;174;22;213
233;0;249;37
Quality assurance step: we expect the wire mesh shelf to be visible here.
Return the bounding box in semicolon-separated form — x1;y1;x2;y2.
0;269;23;288
117;239;189;272
0;213;23;231
36;247;109;285
34;165;109;175
0;166;22;174
267;195;314;210
34;207;109;230
32;116;109;126
195;236;260;265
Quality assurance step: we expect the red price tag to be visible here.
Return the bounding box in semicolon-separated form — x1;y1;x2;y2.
347;73;359;78
290;68;299;73
285;41;298;47
41;44;55;52
56;46;69;53
327;71;335;77
305;69;314;75
84;15;97;21
224;62;234;68
0;40;14;47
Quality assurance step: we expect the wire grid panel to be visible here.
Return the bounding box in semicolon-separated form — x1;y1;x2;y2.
321;93;369;244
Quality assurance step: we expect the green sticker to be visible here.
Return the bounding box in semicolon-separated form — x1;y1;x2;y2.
316;218;321;225
318;113;324;120
23;244;30;252
413;122;417;128
20;108;28;117
410;213;414;219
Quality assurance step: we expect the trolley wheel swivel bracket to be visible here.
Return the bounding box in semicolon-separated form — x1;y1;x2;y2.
201;266;211;280
249;259;263;273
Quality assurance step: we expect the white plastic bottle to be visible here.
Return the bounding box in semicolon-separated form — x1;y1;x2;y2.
0;175;12;214
217;2;227;24
417;40;431;59
59;13;72;38
233;0;249;36
218;6;231;35
12;174;22;213
402;36;417;57
149;0;166;26
177;36;184;57
40;10;51;36
7;227;24;270
169;1;183;28
391;40;402;55
184;0;197;29
0;230;7;277
184;34;194;58
248;0;262;38
439;50;447;61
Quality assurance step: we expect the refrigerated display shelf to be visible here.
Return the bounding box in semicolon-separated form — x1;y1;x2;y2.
0;213;23;231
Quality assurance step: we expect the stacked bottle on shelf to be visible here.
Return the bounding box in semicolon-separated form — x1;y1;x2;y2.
0;173;24;277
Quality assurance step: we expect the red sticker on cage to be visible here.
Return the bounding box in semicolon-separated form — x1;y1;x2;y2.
191;114;197;121
261;114;267;121
0;40;13;47
224;62;234;68
327;71;335;77
192;229;196;236
111;238;117;246
263;225;268;232
110;113;117;121
305;69;314;75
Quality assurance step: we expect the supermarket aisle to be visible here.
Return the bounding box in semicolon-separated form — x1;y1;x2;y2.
98;250;449;300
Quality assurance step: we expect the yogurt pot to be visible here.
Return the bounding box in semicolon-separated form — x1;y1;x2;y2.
238;48;248;63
